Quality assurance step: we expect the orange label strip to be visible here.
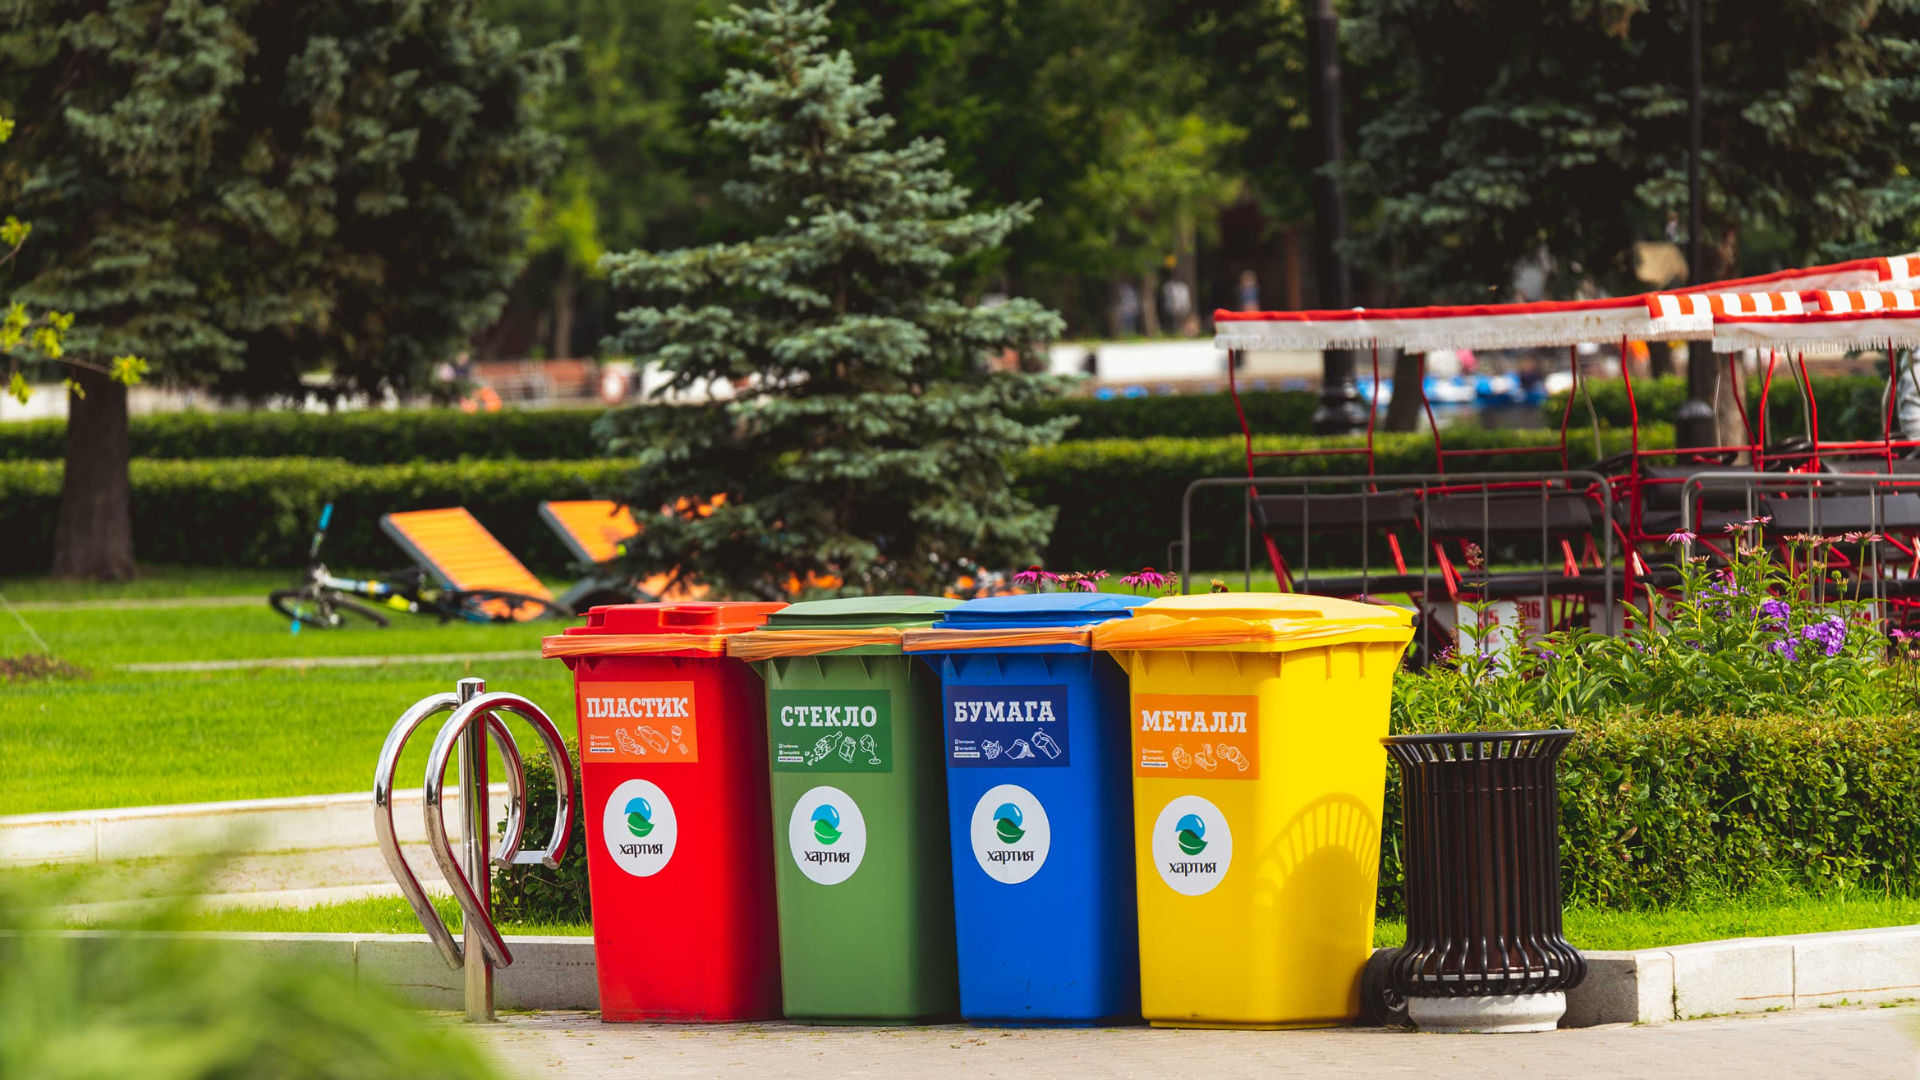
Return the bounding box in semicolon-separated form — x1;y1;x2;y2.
1132;693;1260;780
578;680;698;763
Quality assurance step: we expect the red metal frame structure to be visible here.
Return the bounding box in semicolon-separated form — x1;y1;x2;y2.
1211;252;1920;622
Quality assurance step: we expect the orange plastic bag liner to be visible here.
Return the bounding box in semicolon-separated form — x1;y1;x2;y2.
724;628;906;661
899;627;1093;652
1091;594;1414;653
542;633;732;659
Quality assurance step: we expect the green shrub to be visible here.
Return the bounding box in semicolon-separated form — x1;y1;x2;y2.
1019;389;1318;440
0;458;629;576
0;408;608;463
0;391;1325;464
1544;373;1891;443
490;737;590;924
1377;711;1920;915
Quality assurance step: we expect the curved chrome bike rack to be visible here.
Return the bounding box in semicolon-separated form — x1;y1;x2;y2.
374;677;576;1021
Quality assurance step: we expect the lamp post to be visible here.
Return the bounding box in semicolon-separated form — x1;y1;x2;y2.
1675;0;1719;449
1305;0;1368;434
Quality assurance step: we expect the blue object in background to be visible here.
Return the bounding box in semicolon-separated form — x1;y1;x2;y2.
915;591;1148;1024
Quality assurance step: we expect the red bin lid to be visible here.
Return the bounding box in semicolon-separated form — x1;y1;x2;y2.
564;601;788;637
544;601;789;659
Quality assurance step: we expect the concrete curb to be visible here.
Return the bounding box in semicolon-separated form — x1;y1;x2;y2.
1563;925;1920;1024
29;923;1920;1024
0;786;510;867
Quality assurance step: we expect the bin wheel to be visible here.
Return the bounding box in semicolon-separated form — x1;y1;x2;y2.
1359;947;1409;1027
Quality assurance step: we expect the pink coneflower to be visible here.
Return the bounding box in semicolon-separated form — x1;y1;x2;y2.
1121;567;1169;592
1013;565;1059;586
1666;530;1696;545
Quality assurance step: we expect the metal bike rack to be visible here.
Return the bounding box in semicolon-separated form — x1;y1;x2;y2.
373;677;576;1021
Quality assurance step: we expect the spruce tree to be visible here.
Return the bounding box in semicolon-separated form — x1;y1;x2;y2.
2;0;561;578
598;0;1068;599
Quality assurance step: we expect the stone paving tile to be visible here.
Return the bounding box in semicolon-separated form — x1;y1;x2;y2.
473;1004;1920;1080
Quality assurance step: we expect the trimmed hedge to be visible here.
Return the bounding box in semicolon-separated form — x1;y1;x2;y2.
0;392;1325;464
1544;373;1892;444
1380;711;1920;914
0;409;608;464
494;710;1920;922
0;427;1665;576
0;458;629;577
0;426;1668;576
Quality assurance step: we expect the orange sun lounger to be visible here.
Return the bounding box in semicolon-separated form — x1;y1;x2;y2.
538;499;706;612
379;507;556;620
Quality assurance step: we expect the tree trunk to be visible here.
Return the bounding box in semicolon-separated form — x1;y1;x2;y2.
1715;351;1749;459
551;263;576;361
1383;349;1426;432
51;366;136;580
1139;271;1161;337
1648;342;1674;379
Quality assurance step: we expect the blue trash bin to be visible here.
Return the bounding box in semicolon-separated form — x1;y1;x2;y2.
906;592;1149;1024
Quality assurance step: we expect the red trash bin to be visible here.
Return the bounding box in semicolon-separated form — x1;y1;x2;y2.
544;601;788;1021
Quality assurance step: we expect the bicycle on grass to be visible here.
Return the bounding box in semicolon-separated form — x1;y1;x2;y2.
268;504;566;630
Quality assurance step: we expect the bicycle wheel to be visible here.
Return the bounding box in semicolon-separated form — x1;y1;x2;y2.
453;589;568;623
270;589;392;629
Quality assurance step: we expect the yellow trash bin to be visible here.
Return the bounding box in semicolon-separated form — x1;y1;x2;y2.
1091;592;1415;1029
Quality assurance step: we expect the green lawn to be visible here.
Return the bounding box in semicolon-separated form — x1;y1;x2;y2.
86;891;1920;952
0;567;294;603
3;660;576;814
1373;891;1920;952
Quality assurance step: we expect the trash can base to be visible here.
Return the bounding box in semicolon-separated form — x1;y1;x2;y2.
1406;992;1566;1034
1147;1019;1344;1031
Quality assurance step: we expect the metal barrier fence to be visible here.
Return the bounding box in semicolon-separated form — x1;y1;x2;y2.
1179;471;1616;664
374;677;577;1021
1679;471;1920;610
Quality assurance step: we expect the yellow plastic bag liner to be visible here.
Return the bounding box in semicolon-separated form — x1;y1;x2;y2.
542;633;732;659
1091;592;1414;653
724;627;906;661
899;626;1093;652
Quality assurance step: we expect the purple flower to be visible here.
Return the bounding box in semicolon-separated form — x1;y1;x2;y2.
1769;637;1800;662
1893;629;1914;643
1120;567;1169;591
1666;530;1697;545
1760;599;1791;621
1802;615;1848;658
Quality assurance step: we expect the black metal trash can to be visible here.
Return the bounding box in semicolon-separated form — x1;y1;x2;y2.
1382;730;1585;1032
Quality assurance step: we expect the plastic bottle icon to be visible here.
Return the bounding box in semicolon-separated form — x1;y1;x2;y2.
1194;744;1218;771
1006;739;1035;760
1171;745;1193;770
836;733;858;762
1031;730;1062;760
859;733;881;764
636;726;670;753
616;728;646;756
806;733;837;765
1215;743;1251;772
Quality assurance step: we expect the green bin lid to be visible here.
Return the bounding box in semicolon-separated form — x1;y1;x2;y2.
763;595;959;631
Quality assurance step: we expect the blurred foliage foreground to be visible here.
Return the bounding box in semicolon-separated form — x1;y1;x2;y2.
0;870;500;1080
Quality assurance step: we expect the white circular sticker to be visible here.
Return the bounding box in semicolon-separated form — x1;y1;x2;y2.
1151;794;1233;896
602;778;677;877
969;784;1052;885
788;785;867;886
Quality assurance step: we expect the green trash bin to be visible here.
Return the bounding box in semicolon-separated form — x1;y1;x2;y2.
728;596;961;1022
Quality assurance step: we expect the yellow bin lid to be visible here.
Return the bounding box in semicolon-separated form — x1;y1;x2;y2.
1090;591;1415;653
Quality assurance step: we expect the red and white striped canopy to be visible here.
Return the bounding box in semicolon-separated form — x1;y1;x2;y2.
1710;290;1920;353
1212;252;1920;353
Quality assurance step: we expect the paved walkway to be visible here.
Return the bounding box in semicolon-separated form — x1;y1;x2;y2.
474;1004;1919;1080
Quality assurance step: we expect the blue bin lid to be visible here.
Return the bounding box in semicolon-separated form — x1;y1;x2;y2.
936;591;1152;630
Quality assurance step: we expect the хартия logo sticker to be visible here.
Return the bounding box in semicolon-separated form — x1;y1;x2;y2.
603;779;677;877
969;783;1051;885
1152;794;1231;896
788;785;866;885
